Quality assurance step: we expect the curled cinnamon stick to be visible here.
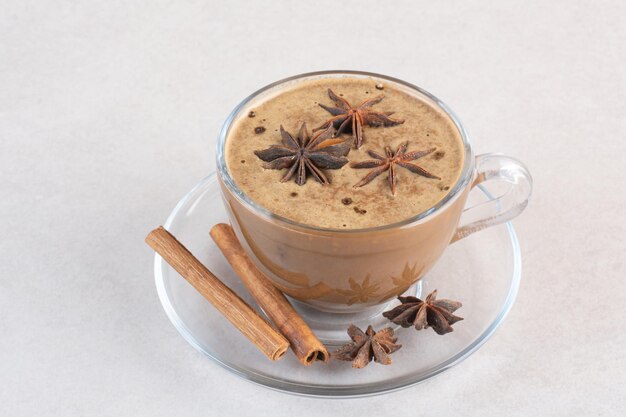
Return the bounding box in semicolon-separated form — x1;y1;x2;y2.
146;226;289;361
210;223;329;365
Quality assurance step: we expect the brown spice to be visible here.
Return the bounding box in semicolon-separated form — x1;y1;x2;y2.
210;224;329;365
254;126;266;134
254;123;351;185
382;289;463;335
333;325;401;368
353;206;367;215
341;197;353;205
145;227;289;361
433;150;445;160
248;111;256;118
351;142;441;195
314;88;404;148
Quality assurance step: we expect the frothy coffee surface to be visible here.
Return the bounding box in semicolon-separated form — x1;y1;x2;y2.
225;76;464;229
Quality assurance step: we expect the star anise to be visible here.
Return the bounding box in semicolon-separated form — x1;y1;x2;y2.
333;325;402;368
314;89;404;149
351;142;441;195
254;123;351;185
382;290;463;335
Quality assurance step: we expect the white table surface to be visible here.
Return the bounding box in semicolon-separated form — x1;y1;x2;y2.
2;1;625;415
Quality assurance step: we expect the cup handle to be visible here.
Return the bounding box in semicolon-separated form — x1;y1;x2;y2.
451;153;533;243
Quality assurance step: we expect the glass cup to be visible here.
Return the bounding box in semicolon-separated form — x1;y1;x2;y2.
216;70;532;316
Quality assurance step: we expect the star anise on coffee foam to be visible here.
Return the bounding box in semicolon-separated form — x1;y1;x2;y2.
333;325;402;368
351;141;441;195
314;89;404;149
382;290;463;335
254;123;351;185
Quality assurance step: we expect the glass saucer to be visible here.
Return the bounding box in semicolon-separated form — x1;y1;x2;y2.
154;173;521;398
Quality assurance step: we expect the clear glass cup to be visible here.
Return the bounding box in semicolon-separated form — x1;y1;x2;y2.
216;70;532;315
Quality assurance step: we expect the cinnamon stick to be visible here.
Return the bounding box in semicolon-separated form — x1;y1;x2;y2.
146;226;289;361
210;223;329;365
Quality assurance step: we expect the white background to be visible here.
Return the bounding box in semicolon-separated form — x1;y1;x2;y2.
2;1;625;415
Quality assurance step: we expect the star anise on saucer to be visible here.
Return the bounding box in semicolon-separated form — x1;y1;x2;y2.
382;290;463;335
314;89;404;149
333;325;402;368
254;123;351;185
351;142;441;195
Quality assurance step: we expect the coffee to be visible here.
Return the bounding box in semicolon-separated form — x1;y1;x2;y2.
217;72;531;317
225;76;464;229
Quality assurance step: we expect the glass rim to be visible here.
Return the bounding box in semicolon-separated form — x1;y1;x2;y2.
216;70;474;234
